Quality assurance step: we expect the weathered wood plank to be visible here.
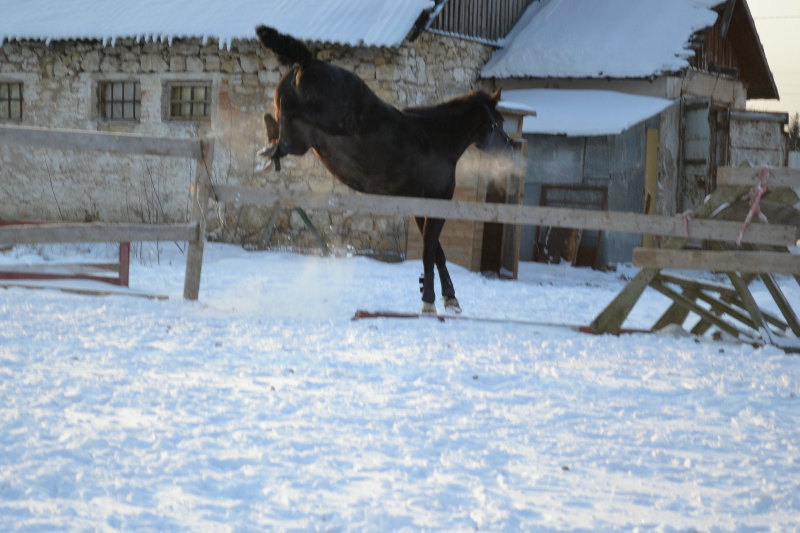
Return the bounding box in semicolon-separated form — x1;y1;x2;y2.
0;124;202;159
717;166;800;188
588;187;746;334
184;141;214;301
0;222;198;245
0;263;119;274
633;248;800;274
759;273;800;336
649;278;755;341
214;185;798;247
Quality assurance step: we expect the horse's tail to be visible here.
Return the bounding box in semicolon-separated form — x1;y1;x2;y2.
256;25;313;66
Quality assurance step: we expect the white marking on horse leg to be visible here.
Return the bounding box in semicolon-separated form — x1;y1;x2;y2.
443;296;462;314
421;301;437;315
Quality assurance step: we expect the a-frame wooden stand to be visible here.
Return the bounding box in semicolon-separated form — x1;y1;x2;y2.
589;168;800;352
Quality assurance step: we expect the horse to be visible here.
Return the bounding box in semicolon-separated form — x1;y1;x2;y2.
255;25;512;314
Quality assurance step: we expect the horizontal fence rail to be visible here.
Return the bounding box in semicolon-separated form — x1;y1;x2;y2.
215;185;799;248
0;222;199;245
717;166;800;188
0;124;203;159
633;248;800;275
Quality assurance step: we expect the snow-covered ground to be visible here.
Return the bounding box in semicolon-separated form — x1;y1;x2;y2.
1;242;799;532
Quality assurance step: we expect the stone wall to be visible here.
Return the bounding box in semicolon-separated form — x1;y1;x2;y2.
0;32;493;256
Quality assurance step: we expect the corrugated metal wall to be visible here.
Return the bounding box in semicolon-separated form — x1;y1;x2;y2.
429;0;534;43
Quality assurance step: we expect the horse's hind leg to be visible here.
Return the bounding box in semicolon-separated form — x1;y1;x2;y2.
257;113;282;171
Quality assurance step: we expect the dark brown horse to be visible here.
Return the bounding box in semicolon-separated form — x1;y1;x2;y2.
255;25;512;314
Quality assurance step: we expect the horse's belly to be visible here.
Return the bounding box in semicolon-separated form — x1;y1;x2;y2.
313;141;421;196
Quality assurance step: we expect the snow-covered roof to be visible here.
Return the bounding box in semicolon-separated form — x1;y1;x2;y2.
502;89;676;136
482;0;722;79
0;0;434;48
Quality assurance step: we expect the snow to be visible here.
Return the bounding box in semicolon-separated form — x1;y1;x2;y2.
482;0;722;79
502;89;676;136
1;242;799;531
0;0;434;48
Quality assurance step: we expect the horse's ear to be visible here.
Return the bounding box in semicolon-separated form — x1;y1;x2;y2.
491;88;502;105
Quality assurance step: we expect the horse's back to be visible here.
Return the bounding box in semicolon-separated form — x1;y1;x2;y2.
282;59;388;137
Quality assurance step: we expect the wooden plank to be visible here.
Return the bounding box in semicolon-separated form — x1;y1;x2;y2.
214;185;798;247
649;278;756;341
725;270;775;344
632;248;800;274
652;282;697;330
0;222;198;245
588;186;747;334
0;280;168;300
184;141;213;301
0;263;119;274
759;273;800;336
0;124;202;159
658;272;739;296
717;166;800;188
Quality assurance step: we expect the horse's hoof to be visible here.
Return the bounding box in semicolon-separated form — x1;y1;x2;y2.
257;144;277;159
444;296;462;314
255;158;274;173
421;301;437;315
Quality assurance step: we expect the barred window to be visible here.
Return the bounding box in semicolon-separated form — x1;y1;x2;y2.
168;83;211;120
98;81;140;121
0;82;23;121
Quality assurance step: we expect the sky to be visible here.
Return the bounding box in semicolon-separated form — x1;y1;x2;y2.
747;0;800;121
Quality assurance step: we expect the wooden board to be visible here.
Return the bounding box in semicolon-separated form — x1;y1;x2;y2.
717;166;800;189
352;310;651;334
214;185;798;247
0;280;168;300
0;222;199;245
0;124;202;159
632;247;800;274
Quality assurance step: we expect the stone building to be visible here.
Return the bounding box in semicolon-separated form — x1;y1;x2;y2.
1;0;786;269
481;0;784;266
0;0;515;257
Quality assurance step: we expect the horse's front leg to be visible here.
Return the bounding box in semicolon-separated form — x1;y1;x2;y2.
436;251;461;314
417;217;461;314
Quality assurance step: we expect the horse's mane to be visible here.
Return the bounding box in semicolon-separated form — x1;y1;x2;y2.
402;91;496;126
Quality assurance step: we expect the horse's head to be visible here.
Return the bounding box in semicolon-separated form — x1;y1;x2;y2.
473;89;513;153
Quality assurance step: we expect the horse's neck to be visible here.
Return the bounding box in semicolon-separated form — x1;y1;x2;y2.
409;104;481;158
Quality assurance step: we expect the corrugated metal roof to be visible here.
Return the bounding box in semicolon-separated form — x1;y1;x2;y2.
482;0;722;79
0;0;435;48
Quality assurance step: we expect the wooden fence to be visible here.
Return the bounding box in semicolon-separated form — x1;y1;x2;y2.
0;124;212;300
2;124;798;349
212;184;797;247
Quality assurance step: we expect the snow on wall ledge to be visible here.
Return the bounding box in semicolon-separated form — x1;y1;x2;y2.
0;0;434;48
502;89;676;136
482;0;722;79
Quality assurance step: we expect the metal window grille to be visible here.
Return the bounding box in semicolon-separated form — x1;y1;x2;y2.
0;82;23;121
98;81;140;121
168;83;211;120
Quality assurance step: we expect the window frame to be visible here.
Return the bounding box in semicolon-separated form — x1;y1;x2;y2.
0;81;24;122
164;81;212;122
97;80;141;122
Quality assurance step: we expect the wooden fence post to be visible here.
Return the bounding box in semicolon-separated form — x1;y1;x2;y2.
183;140;213;300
